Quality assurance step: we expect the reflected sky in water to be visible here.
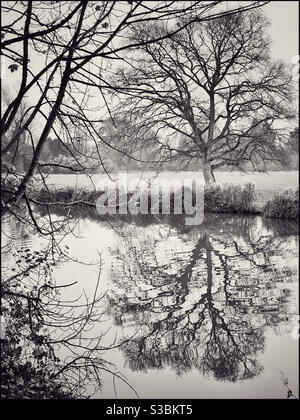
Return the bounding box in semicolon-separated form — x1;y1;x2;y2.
2;211;299;398
106;214;298;391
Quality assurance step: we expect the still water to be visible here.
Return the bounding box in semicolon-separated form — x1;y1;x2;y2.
2;210;299;399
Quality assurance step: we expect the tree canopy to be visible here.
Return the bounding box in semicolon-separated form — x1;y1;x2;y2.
110;9;295;183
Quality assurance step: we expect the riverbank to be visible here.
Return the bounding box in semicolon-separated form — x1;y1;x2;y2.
8;181;298;220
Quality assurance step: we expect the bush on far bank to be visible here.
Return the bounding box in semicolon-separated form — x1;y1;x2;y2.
204;183;257;214
263;189;299;220
2;176;299;220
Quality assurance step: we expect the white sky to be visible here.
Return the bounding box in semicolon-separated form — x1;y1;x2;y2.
2;1;299;127
2;2;299;78
265;1;299;62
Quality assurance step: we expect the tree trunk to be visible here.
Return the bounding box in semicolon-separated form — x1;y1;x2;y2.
202;159;215;185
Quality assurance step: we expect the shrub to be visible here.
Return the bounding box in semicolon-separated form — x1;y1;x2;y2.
35;184;258;215
263;189;299;220
204;183;256;214
34;186;100;206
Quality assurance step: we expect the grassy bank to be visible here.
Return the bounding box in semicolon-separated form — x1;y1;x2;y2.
34;185;100;207
263;189;299;220
16;182;298;220
204;183;257;214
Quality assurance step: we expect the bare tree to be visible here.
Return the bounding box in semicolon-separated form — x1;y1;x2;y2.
1;218;139;399
1;1;270;209
106;213;297;380
1;87;32;174
109;9;295;184
1;0;277;399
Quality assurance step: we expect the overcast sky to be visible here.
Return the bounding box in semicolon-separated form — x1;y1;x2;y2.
265;1;298;62
2;1;298;122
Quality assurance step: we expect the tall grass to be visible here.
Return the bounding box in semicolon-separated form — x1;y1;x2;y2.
3;179;298;220
33;186;101;206
204;183;256;214
263;189;299;220
16;183;258;215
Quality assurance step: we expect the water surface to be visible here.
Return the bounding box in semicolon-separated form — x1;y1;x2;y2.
2;211;299;399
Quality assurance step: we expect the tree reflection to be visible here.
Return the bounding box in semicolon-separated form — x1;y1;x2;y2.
107;214;298;382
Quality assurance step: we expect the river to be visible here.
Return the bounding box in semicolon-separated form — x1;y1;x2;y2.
2;206;299;399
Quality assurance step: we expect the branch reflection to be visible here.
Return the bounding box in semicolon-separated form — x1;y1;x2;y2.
107;214;298;382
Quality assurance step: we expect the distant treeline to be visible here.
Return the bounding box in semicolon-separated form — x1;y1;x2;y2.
2;128;298;174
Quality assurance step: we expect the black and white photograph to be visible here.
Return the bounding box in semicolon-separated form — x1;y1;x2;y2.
0;0;299;403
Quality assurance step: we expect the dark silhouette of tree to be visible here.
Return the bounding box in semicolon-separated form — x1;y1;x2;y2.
1;1;270;211
1;217;138;398
284;127;299;170
288;128;299;154
106;214;297;380
110;9;295;184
